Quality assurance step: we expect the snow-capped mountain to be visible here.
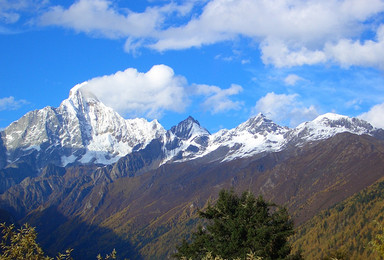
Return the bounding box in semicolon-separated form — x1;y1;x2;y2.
167;113;384;163
161;116;210;163
1;85;165;167
1;85;383;171
287;113;382;145
197;114;289;162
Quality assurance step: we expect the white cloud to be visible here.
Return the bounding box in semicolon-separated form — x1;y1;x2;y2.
346;99;363;110
80;65;189;118
39;0;154;38
284;74;304;86
77;64;244;118
39;0;193;39
359;103;384;129
194;83;243;114
0;11;20;24
253;92;318;127
325;25;384;69
260;39;327;67
0;0;48;26
151;0;384;49
0;96;28;111
33;0;384;70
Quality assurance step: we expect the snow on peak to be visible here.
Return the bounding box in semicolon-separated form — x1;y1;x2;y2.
292;113;375;143
159;117;211;164
65;83;100;111
170;116;210;140
4;84;166;167
179;113;379;163
68;83;84;98
4;95;381;170
236;113;288;135
313;112;348;122
190;114;289;162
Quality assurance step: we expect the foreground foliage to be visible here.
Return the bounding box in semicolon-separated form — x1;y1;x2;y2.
0;223;72;260
0;223;116;260
174;189;300;260
181;251;262;260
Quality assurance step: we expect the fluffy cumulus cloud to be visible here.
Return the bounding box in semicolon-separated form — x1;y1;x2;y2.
260;39;328;67
79;65;243;118
0;96;28;111
253;92;318;127
150;0;384;69
194;84;243;114
38;0;194;52
359;103;384;129
80;65;189;118
30;0;384;69
325;25;384;69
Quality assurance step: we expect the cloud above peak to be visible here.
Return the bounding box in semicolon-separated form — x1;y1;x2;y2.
253;92;319;127
77;65;243;119
359;102;384;129
194;83;243;114
79;65;188;118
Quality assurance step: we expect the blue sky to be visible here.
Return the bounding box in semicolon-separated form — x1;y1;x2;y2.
1;0;384;133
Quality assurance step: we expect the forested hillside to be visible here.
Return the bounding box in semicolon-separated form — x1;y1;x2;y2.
291;178;384;259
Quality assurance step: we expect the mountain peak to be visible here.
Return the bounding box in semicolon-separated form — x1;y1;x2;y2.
237;113;287;135
185;116;200;125
67;84;100;108
170;116;210;140
309;113;373;132
2;83;167;168
313;113;348;122
292;113;376;144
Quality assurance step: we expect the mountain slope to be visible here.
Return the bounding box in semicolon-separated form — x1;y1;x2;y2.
1;131;382;259
1;86;384;259
291;178;384;259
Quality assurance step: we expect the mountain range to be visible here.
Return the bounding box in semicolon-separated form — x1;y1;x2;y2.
1;86;384;259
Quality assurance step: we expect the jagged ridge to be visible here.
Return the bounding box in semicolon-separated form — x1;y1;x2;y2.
1;85;383;171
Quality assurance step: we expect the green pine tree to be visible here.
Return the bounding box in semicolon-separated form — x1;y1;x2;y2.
174;189;300;260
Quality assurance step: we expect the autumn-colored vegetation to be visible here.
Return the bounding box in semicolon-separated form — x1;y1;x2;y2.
0;223;116;260
2;184;384;260
291;180;384;259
